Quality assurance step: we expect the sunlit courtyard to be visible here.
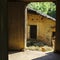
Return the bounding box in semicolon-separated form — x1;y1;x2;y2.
8;50;53;60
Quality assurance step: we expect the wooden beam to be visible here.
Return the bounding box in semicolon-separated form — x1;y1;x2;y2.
8;0;56;2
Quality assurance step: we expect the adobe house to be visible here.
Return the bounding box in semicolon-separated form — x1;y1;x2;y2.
1;0;60;60
27;8;56;45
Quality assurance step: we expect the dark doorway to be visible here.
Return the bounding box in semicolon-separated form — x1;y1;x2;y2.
51;32;56;46
52;32;56;38
30;25;37;39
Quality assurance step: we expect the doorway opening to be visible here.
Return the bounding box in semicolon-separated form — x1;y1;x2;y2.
30;25;37;39
25;2;56;52
51;32;56;49
52;32;56;38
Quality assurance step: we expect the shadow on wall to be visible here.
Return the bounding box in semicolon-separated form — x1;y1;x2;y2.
8;51;21;54
32;52;60;60
8;49;24;54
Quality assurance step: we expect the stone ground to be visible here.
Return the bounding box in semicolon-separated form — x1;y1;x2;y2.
8;39;56;60
8;50;60;60
27;39;53;52
26;46;53;52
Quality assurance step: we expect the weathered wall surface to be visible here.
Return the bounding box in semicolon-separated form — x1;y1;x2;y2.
27;12;56;45
8;2;26;50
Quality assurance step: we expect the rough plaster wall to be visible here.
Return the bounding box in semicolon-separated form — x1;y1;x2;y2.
8;2;25;50
27;12;56;45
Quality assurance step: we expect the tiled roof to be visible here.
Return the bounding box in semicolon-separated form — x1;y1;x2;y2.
27;8;56;21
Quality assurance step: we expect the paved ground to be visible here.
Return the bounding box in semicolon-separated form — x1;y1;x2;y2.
8;50;60;60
